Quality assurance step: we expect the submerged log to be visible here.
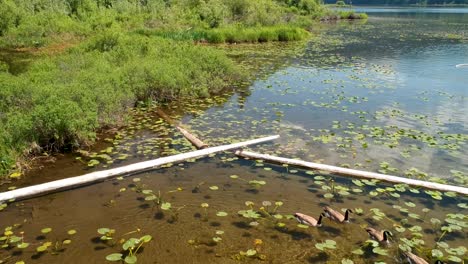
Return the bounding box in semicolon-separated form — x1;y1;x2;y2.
235;150;468;195
156;109;208;149
156;108;468;195
0;135;279;203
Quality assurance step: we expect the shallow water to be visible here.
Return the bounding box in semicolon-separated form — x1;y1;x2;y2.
1;7;467;264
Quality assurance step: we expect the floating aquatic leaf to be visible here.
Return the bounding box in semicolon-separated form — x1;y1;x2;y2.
432;249;444;258
297;224;309;229
17;242;29;249
67;229;77;235
372;247;388;255
215;230;224;235
249;180;266;186
447;256;462;262
63;239;72;245
216;211;228;217
246;249;257;256
230;175;239;179
9;172;21;179
209;186;219;190
249;221;259;227
41;228;52;234
238;210;260;219
36;245;48;252
201;203;209;208
161;202;171;210
352;248;364;255
212;237;222;242
341;259;354;264
124;255;137;264
140;235;152;243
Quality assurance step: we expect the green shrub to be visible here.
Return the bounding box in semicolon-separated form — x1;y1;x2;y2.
0;33;242;176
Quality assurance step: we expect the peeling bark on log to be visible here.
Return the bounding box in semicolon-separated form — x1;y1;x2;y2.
0;135;279;202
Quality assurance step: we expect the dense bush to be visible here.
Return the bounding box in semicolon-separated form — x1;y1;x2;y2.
0;33;241;175
0;0;339;177
0;0;326;47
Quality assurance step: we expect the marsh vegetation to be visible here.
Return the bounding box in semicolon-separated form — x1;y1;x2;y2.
0;3;466;264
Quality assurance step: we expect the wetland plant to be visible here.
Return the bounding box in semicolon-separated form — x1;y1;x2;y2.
105;235;152;264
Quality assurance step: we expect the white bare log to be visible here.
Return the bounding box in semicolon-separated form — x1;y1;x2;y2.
0;135;279;202
235;150;468;195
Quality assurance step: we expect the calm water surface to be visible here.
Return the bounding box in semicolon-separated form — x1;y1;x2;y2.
0;7;467;264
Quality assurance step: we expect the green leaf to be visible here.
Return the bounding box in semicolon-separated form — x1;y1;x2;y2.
124;238;140;250
246;249;257;256
352;248;364;255
63;239;72;245
106;253;123;261
209;186;219;190
160;202;171;210
9;172;21;178
36;245;48;252
41;228;52;234
17;242;29;249
125;255;137;264
447;255;462;262
216;211;228;217
67;229;77;235
342;259;354;264
315;243;325;251
372;247;388;255
145;195;157;201
98;228;110;235
431;249;444;258
140;235;152;243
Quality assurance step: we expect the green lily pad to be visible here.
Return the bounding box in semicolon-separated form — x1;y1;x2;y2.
124;255;137;264
216;211;228;217
161;202;171;210
41;228;52;234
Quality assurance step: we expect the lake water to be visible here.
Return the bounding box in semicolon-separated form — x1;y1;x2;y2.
0;7;467;264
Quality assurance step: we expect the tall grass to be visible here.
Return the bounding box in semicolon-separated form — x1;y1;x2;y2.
139;26;311;43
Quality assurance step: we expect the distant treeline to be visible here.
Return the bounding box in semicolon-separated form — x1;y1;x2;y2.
325;0;468;5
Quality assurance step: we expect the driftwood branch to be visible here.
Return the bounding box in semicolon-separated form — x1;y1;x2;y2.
0;135;279;203
156;109;207;149
235;150;468;195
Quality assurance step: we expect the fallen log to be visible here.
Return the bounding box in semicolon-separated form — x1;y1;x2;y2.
235;150;468;195
156;109;207;149
0;135;279;203
155;109;467;195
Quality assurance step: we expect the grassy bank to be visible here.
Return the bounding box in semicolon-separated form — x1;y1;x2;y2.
139;26;310;43
0;32;242;177
0;0;365;178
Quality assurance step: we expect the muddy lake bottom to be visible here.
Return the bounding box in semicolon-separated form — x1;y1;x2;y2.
1;155;467;263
